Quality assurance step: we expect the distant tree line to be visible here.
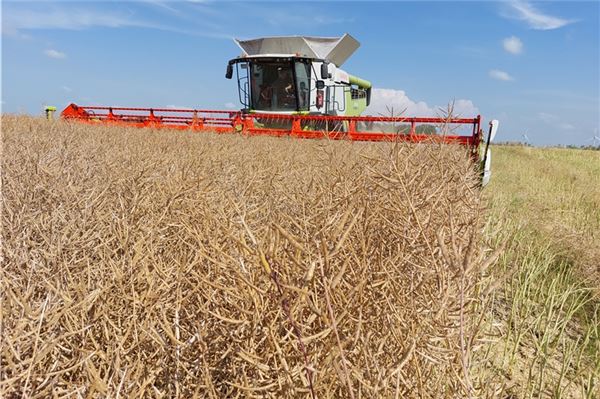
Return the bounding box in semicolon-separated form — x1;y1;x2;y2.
493;141;599;150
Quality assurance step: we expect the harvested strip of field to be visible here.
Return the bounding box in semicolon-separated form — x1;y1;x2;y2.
1;116;491;397
488;146;600;289
475;145;600;398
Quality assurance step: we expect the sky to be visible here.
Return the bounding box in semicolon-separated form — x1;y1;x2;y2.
2;0;599;146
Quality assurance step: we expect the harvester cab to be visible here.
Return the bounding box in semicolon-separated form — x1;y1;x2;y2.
225;34;372;116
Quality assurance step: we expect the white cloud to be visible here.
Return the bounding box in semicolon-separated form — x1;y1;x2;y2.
166;105;193;110
505;1;576;30
489;69;514;81
44;49;66;59
367;89;433;117
538;112;556;123
224;102;236;109
452;99;480;117
3;5;234;40
538;112;575;130
61;86;73;92
559;123;575;130
366;88;479;118
503;36;523;55
4;8;150;34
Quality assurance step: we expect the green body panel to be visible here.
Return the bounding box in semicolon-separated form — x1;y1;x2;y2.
344;90;368;116
343;74;370;116
248;110;310;115
348;75;372;89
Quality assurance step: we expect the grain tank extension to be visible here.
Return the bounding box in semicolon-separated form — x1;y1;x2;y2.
226;34;371;116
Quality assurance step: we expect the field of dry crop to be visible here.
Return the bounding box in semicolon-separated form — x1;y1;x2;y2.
477;145;599;398
1;116;497;397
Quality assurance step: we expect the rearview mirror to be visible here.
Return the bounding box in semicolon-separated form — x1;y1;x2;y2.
225;64;233;79
320;62;330;79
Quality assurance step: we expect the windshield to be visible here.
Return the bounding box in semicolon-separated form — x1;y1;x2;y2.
249;61;310;112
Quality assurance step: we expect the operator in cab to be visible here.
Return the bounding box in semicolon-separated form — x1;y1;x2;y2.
272;67;295;109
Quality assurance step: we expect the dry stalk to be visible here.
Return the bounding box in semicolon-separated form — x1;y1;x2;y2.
1;115;488;398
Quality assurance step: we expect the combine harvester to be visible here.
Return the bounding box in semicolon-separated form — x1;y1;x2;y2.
61;34;498;184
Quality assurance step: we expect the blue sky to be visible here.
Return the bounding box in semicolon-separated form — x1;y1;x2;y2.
2;0;599;145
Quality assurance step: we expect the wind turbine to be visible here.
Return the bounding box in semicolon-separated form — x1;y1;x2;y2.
522;132;530;145
586;128;600;147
